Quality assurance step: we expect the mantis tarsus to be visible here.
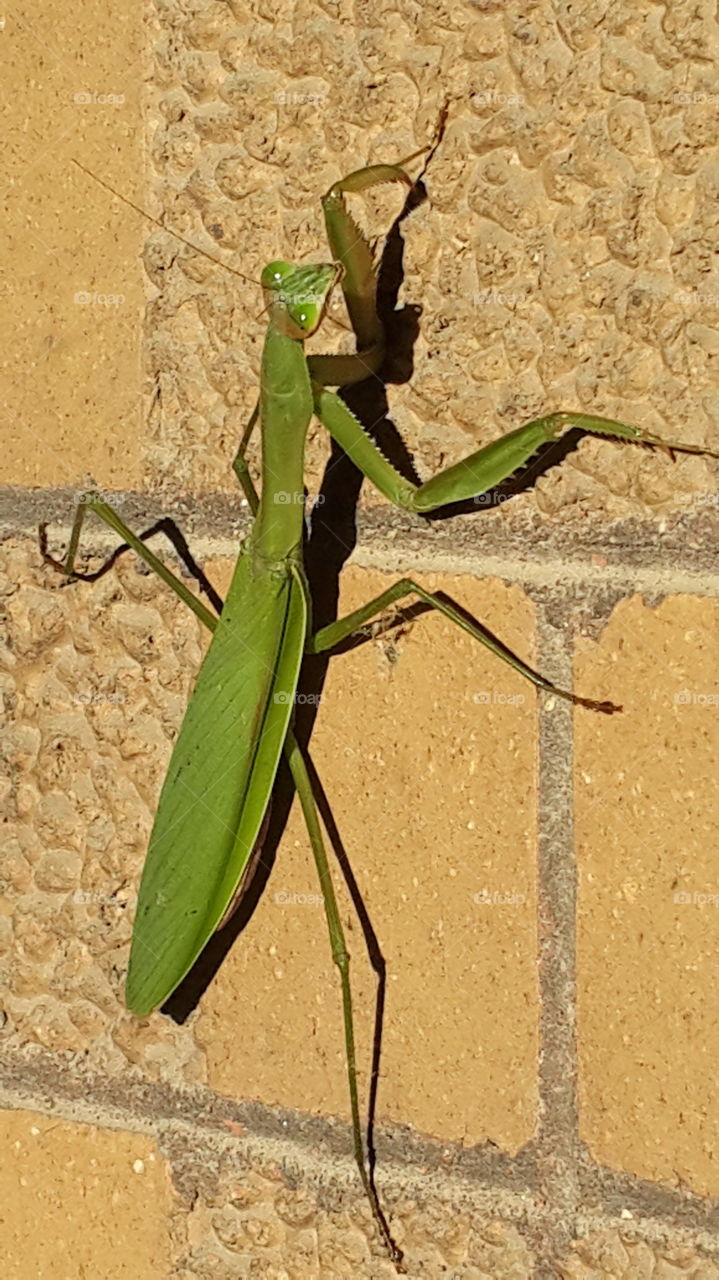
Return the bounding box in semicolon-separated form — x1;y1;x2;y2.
42;129;719;1271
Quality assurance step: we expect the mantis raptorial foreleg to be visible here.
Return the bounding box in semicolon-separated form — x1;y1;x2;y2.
314;391;719;514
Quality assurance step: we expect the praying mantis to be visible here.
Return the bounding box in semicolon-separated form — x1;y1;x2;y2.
42;129;719;1271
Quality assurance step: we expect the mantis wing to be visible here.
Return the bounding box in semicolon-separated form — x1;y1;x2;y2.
125;551;308;1015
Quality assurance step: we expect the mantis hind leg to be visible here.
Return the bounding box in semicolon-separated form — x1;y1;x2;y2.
284;733;405;1271
307;577;620;715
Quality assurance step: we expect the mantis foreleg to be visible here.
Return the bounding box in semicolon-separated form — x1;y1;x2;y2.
315;390;719;514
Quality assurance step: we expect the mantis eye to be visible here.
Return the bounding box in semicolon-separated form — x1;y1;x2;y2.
261;260;295;291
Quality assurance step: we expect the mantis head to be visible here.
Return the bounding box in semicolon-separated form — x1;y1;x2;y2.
261;260;340;339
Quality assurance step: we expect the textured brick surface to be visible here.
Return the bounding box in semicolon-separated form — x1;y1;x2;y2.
2;546;539;1152
560;1233;719;1279
130;0;719;517
4;0;719;510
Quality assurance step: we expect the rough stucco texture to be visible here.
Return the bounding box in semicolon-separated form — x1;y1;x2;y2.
140;0;719;517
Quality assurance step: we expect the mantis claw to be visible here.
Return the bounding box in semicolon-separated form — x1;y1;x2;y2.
575;695;623;715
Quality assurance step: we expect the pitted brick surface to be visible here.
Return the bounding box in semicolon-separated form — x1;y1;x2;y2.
1;543;206;1079
140;0;719;517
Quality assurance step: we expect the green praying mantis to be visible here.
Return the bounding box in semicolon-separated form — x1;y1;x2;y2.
42;130;719;1271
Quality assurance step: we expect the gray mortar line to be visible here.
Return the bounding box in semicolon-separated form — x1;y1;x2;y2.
579;1160;719;1235
0;1046;532;1192
575;1208;719;1260
4;1074;719;1265
21;522;719;600
3;487;719;598
349;544;719;600
529;604;719;1269
0;1074;543;1228
528;615;581;1277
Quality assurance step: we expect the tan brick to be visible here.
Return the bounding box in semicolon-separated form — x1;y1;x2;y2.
563;1233;719;1279
2;2;145;488
201;565;539;1152
576;596;719;1194
176;1151;535;1279
3;543;540;1148
4;0;719;1268
0;1109;171;1278
1;541;207;1079
4;2;717;511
